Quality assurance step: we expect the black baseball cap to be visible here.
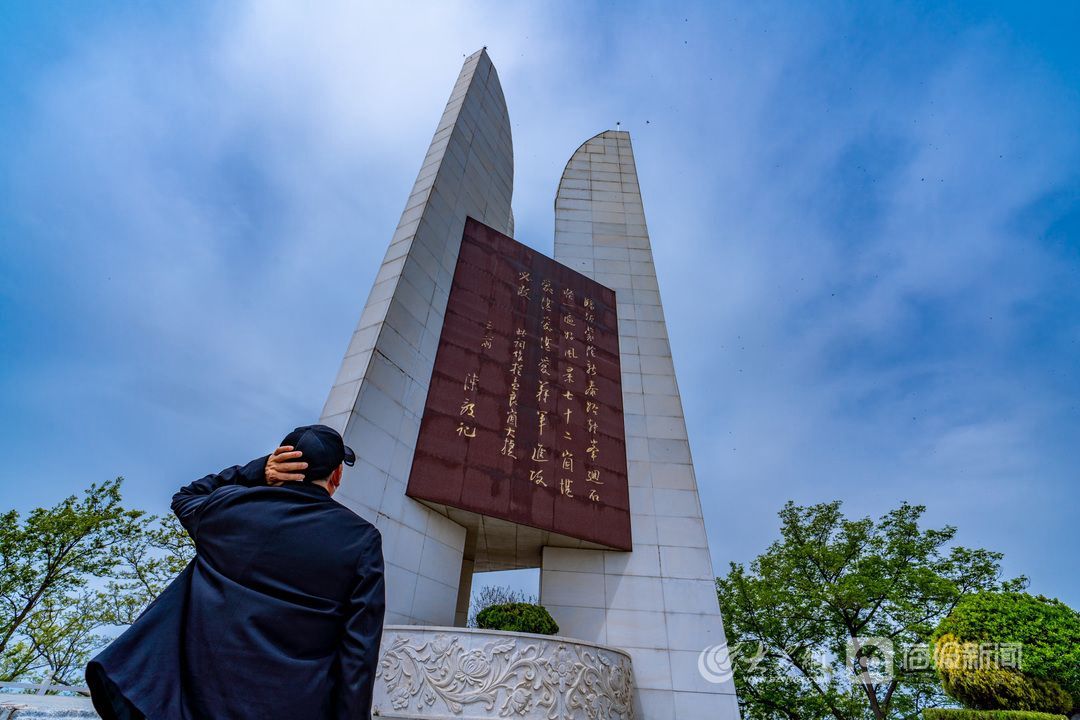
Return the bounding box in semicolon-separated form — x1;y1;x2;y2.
279;424;356;482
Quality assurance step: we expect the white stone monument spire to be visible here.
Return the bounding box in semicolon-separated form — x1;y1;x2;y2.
320;48;513;627
542;130;741;719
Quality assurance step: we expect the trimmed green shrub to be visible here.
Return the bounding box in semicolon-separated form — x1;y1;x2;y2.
934;634;1073;715
933;592;1079;710
475;602;559;635
923;709;1067;720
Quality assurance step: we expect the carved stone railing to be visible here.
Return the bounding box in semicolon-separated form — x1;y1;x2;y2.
373;626;636;719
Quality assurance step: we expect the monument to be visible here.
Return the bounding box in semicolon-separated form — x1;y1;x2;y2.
320;48;740;719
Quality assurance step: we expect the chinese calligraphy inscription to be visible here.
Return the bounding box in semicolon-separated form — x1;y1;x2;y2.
406;217;631;550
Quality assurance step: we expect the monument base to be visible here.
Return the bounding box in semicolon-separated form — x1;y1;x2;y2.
373;625;636;719
0;694;97;719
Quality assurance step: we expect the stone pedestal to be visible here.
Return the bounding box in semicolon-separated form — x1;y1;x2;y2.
0;695;97;719
373;626;636;719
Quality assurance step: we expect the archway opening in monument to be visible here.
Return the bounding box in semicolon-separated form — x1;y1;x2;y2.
460;568;540;629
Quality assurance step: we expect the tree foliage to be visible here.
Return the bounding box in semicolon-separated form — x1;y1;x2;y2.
0;479;194;689
934;635;1072;715
932;593;1079;713
923;710;1068;720
98;513;195;627
467;584;537;628
476;602;559;635
716;501;1026;720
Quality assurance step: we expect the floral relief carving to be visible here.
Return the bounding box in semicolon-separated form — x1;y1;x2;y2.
375;631;635;719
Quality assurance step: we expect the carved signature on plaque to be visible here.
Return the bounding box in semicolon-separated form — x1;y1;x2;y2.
376;632;635;719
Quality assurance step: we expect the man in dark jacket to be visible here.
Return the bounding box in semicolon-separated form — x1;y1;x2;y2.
86;424;385;720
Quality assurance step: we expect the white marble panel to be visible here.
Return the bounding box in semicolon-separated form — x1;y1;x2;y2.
605;574;664;611
665;611;727;652
653;489;702;518
659;546;715;580
655;516;710;548
606;609;669;648
542;570;606;607
674;691;740;720
627;647;673;690
661;579;721;615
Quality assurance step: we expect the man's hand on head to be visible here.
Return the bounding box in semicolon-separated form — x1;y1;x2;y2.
265;446;307;485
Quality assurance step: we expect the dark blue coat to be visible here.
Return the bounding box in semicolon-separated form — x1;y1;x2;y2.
86;457;385;719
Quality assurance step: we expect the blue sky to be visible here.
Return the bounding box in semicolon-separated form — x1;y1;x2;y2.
1;1;1077;607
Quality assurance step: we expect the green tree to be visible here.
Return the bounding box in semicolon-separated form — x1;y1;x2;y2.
475;602;559;635
0;480;194;689
467;584;538;628
932;593;1079;713
934;633;1072;715
1;479;143;684
716;501;1026;720
21;593;109;687
99;513;195;627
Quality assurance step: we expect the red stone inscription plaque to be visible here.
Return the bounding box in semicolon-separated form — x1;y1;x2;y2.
406;217;631;550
